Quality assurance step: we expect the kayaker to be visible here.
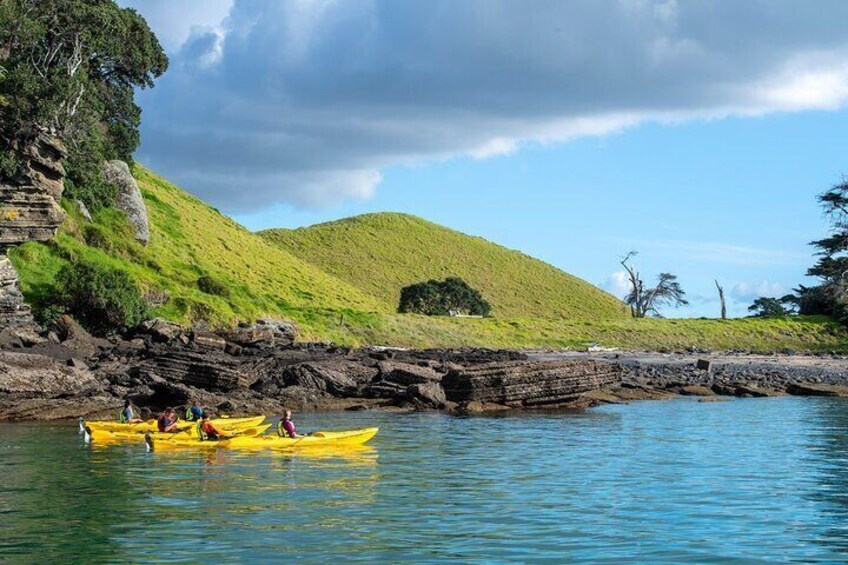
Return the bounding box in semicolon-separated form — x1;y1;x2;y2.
157;408;179;433
184;401;204;422
119;400;142;423
277;410;302;439
197;413;227;441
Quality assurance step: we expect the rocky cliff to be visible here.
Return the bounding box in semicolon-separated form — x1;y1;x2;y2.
0;134;67;327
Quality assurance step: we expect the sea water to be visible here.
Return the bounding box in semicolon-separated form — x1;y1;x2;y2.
2;398;848;563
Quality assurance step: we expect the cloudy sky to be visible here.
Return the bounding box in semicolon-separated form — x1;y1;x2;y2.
122;0;848;317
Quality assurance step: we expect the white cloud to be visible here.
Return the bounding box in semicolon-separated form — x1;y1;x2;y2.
600;271;631;298
119;0;233;51
127;0;848;211
730;281;790;302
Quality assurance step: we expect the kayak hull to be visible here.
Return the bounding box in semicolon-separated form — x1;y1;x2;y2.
147;427;379;451
83;415;265;434
88;423;272;443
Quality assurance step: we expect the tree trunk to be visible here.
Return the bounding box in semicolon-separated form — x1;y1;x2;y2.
715;279;727;319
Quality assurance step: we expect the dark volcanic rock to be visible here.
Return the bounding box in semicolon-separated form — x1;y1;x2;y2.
221;319;297;348
138;350;255;392
282;362;361;396
787;383;848;397
0;350;111;421
137;318;184;343
443;359;622;408
377;361;443;386
406;382;447;408
192;331;226;352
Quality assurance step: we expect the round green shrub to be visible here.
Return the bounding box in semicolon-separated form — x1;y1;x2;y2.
197;274;230;297
56;260;149;336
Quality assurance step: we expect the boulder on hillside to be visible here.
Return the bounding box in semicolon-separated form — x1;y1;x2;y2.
102;160;149;245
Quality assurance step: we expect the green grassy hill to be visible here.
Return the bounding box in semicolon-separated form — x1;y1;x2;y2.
11;167;386;336
9;166;848;351
261;213;628;320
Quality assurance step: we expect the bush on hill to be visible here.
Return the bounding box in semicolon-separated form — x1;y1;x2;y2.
56;259;149;336
197;274;230;297
399;277;491;317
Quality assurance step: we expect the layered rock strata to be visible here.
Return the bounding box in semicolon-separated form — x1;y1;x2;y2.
0;134;67;327
442;359;623;408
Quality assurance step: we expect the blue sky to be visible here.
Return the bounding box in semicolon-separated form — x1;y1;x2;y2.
122;1;848;318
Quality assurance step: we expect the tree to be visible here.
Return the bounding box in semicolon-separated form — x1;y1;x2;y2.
781;179;848;324
748;297;795;318
619;251;688;318
0;0;168;210
715;279;727;319
398;277;491;316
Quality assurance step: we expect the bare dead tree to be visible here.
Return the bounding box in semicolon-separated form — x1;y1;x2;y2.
620;251;689;318
715;279;727;319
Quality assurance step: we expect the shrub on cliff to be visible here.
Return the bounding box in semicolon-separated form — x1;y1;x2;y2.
56;260;148;336
399;277;491;316
0;0;168;210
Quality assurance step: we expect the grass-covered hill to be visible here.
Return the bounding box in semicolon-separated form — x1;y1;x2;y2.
9;166;848;351
261;213;628;320
11;167;385;332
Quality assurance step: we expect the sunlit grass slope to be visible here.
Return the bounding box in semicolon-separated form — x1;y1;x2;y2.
9;167;848;351
261;213;628;320
11;166;385;331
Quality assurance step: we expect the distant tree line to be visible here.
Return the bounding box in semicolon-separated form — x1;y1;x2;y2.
398;277;491;317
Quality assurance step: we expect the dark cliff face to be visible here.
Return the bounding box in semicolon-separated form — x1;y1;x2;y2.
0;134;67;327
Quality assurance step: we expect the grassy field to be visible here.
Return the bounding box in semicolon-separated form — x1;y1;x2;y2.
261;213;628;320
295;310;848;352
10;166;848;352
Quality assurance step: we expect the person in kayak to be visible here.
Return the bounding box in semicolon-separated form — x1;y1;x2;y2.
184;401;204;422
277;410;303;439
157;408;179;433
119;400;142;423
196;413;227;441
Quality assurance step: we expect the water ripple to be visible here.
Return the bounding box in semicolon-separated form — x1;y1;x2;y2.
3;399;848;562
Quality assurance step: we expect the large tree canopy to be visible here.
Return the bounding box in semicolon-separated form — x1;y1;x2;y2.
398;277;491;317
0;0;167;209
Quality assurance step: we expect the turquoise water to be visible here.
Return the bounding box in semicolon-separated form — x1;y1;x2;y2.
3;398;848;563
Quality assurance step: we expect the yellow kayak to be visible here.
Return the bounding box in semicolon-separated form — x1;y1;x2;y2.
86;423;272;444
81;415;266;434
146;427;379;451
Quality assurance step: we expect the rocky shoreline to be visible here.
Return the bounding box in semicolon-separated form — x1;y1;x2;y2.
1;317;847;422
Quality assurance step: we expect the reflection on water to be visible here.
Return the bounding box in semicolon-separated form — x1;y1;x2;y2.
3;401;848;562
